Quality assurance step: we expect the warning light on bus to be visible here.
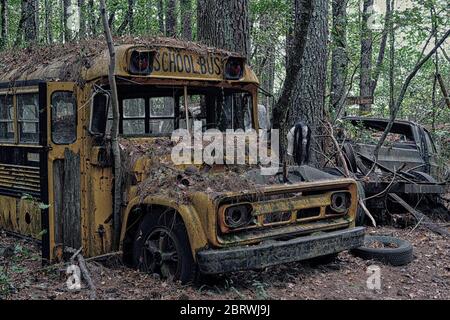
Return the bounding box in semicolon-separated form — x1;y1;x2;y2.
225;58;244;80
129;50;155;75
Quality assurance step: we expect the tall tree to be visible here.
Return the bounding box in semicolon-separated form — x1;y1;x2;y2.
63;0;72;42
272;0;314;146
197;0;250;59
0;0;7;48
117;0;134;35
88;0;95;36
157;0;164;35
79;0;86;39
371;0;392;96
181;0;192;40
288;0;329;162
359;0;374;114
166;0;177;37
330;0;348;112
24;0;39;43
44;0;53;44
258;13;276;95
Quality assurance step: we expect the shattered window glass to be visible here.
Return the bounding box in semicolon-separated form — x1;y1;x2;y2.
51;91;77;144
17;94;39;144
0;95;14;143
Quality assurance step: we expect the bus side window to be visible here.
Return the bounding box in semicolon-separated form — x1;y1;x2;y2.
17;94;39;144
51;92;77;144
0;95;14;143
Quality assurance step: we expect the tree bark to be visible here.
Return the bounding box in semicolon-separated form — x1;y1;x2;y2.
99;0;122;250
79;0;86;39
14;1;27;46
117;0;134;35
288;0;329;163
359;0;374;114
197;0;250;60
0;0;7;48
88;0;95;36
166;0;177;37
330;0;348;111
180;0;192;40
258;13;276;95
157;0;164;35
23;0;38;43
63;0;71;42
272;0;314;152
44;0;53;44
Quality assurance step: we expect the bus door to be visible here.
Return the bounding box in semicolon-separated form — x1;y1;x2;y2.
42;82;79;261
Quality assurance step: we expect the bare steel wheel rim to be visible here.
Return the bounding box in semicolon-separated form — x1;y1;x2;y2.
141;227;180;280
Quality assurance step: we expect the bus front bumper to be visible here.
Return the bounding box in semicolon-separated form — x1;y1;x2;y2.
196;227;365;274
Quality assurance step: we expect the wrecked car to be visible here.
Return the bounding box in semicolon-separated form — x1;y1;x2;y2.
334;116;449;222
0;38;364;284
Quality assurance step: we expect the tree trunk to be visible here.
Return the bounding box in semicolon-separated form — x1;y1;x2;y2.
166;0;177;37
181;0;192;40
63;0;71;42
359;0;374;114
15;1;28;46
0;0;7;48
288;0;329;163
44;0;53;44
371;0;391;96
197;0;250;59
257;13;276;95
79;0;86;39
117;0;134;35
330;0;348;111
24;0;38;43
99;0;122;250
87;0;96;36
272;0;314;151
157;0;164;35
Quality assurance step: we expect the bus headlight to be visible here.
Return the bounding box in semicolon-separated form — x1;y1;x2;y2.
330;192;351;214
224;204;253;229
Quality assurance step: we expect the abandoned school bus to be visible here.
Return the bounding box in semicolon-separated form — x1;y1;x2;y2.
0;38;364;282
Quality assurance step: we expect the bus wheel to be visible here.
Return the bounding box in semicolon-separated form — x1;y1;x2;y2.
132;213;196;284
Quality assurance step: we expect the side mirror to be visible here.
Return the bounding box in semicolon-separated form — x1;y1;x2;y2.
89;92;110;136
287;122;311;165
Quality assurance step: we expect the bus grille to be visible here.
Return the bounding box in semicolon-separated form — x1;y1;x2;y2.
0;163;41;196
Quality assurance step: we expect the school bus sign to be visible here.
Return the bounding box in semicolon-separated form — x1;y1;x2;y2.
153;48;224;80
126;46;244;81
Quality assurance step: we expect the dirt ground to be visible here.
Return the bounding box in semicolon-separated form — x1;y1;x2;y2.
1;222;449;301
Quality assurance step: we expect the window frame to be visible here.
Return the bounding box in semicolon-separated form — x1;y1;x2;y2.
0;94;15;143
17;93;40;145
50;90;78;145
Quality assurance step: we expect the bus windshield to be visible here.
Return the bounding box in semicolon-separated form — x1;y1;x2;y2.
90;86;253;137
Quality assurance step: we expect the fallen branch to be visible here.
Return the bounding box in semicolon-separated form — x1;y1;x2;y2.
325;121;376;226
76;253;97;300
373;28;450;160
389;193;450;238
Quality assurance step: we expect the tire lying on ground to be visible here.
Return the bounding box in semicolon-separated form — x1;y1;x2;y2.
351;235;413;266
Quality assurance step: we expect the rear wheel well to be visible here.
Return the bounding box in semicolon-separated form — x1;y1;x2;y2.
122;204;186;265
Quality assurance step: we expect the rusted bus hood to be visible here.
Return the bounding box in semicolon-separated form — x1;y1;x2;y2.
189;178;359;248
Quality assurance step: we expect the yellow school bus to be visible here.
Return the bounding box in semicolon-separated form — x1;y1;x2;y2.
0;38;364;283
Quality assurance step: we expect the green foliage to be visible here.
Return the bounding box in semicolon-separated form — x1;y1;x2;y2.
0;0;448;159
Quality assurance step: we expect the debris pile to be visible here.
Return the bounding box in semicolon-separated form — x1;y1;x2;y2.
119;138;274;203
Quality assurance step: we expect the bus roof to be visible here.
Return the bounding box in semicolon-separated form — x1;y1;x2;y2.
0;37;259;86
